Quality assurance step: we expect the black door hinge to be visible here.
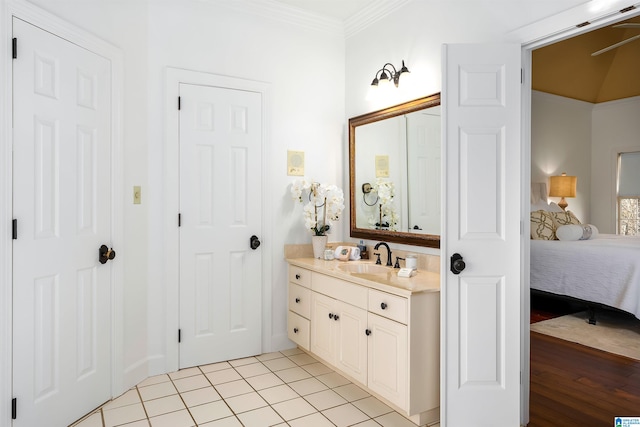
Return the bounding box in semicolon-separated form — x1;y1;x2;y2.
12;398;16;419
12;219;17;239
178;329;181;343
178;96;181;110
178;213;181;227
12;38;17;59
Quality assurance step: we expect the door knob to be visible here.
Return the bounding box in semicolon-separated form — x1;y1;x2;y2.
250;235;261;250
450;253;466;275
99;244;116;264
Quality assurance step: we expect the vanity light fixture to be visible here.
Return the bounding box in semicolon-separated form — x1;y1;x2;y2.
370;60;410;88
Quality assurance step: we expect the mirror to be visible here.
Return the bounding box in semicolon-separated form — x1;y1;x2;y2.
349;93;440;248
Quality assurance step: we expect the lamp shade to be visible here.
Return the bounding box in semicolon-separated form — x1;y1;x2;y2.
549;173;577;198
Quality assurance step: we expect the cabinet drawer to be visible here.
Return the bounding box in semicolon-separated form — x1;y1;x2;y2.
289;266;311;288
288;283;311;318
312;272;367;309
288;311;310;350
368;289;408;324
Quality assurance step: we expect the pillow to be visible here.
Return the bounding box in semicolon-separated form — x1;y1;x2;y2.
530;199;549;212
530;210;556;240
556;224;599;241
549;210;581;228
547;202;564;213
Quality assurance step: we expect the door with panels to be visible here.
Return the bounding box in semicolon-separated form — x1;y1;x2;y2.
12;17;113;427
178;83;263;368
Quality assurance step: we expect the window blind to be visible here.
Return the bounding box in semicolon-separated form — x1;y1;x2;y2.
618;152;640;197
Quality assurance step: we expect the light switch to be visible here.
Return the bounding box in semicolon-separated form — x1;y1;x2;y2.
133;186;141;204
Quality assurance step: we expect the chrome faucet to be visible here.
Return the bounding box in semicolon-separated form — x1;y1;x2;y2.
373;242;393;267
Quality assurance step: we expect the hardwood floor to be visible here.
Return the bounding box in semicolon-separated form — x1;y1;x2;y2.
529;330;640;426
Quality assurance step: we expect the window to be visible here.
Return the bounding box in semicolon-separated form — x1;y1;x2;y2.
617;152;640;235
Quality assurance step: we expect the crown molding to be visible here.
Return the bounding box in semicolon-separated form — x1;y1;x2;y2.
205;0;344;35
345;0;414;38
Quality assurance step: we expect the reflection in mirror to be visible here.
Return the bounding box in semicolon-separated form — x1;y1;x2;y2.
349;94;440;248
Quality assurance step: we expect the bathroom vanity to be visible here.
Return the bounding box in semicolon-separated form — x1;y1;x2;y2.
286;258;440;426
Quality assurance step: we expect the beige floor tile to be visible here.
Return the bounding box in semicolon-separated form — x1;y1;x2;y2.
199;416;244;426
173;374;211;392
288;412;335;427
333;383;370;402
214;379;254;398
236;406;284;427
288;377;328;396
169;367;201;380
281;347;304;356
189;400;234;424
138;381;178;401
301;362;334;377
274;366;312;383
322;403;369;427
316;372;351;388
143;394;186;417
245;372;284;390
181;386;222;408
229;356;260;367
255;352;283;362
224;391;268;414
101;389;141;411
271;397;317;421
137;374;170;388
262;357;297;372
375;412;420;427
304;389;347;411
148;409;195;427
103;402;147;427
206;368;242;385
235;362;270;378
199;361;232;373
257;384;299;405
118;421;150;426
71;411;103;427
352;421;383;427
352;396;393;418
287;353;317;366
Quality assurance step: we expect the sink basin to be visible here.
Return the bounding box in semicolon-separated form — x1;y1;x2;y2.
337;263;391;274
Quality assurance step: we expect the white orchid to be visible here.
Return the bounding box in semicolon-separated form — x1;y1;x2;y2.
291;180;345;236
368;178;398;231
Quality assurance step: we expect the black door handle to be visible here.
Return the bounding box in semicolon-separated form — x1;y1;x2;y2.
450;253;466;275
99;245;116;264
250;235;261;250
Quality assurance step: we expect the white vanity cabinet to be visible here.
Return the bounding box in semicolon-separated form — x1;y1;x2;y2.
287;261;440;426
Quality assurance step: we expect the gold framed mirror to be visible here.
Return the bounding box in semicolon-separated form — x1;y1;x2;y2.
349;93;441;248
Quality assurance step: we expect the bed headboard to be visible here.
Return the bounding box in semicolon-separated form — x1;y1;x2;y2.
531;182;548;203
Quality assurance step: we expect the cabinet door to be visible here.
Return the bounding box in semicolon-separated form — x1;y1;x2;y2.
367;313;408;410
310;292;336;365
335;301;368;385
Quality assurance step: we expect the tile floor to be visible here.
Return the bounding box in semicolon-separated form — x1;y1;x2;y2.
70;348;439;427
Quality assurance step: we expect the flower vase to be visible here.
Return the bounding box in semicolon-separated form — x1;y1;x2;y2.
312;235;328;259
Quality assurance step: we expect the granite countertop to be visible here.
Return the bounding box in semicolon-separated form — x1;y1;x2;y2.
287;257;440;296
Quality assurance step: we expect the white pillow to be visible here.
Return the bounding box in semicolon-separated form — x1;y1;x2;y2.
547;202;564;213
530;198;549;212
556;224;599;241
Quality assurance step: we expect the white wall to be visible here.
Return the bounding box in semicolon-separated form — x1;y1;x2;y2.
531;91;592;224
592;96;640;233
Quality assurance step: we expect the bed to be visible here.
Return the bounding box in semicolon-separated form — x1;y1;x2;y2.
529;183;640;321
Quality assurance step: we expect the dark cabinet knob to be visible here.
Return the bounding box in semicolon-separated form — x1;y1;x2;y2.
296;274;301;280
380;302;387;310
333;314;339;321
365;329;371;336
328;313;334;319
295;298;300;303
293;328;299;333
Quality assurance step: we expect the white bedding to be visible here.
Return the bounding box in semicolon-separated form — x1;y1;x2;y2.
530;234;640;319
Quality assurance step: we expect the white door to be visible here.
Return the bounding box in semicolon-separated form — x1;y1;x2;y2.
12;18;112;427
442;43;522;426
407;109;441;234
179;83;262;368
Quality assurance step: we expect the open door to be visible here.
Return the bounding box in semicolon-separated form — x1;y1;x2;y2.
441;43;522;426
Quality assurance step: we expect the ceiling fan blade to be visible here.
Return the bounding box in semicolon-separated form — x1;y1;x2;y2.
613;23;640;28
592;34;640;56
